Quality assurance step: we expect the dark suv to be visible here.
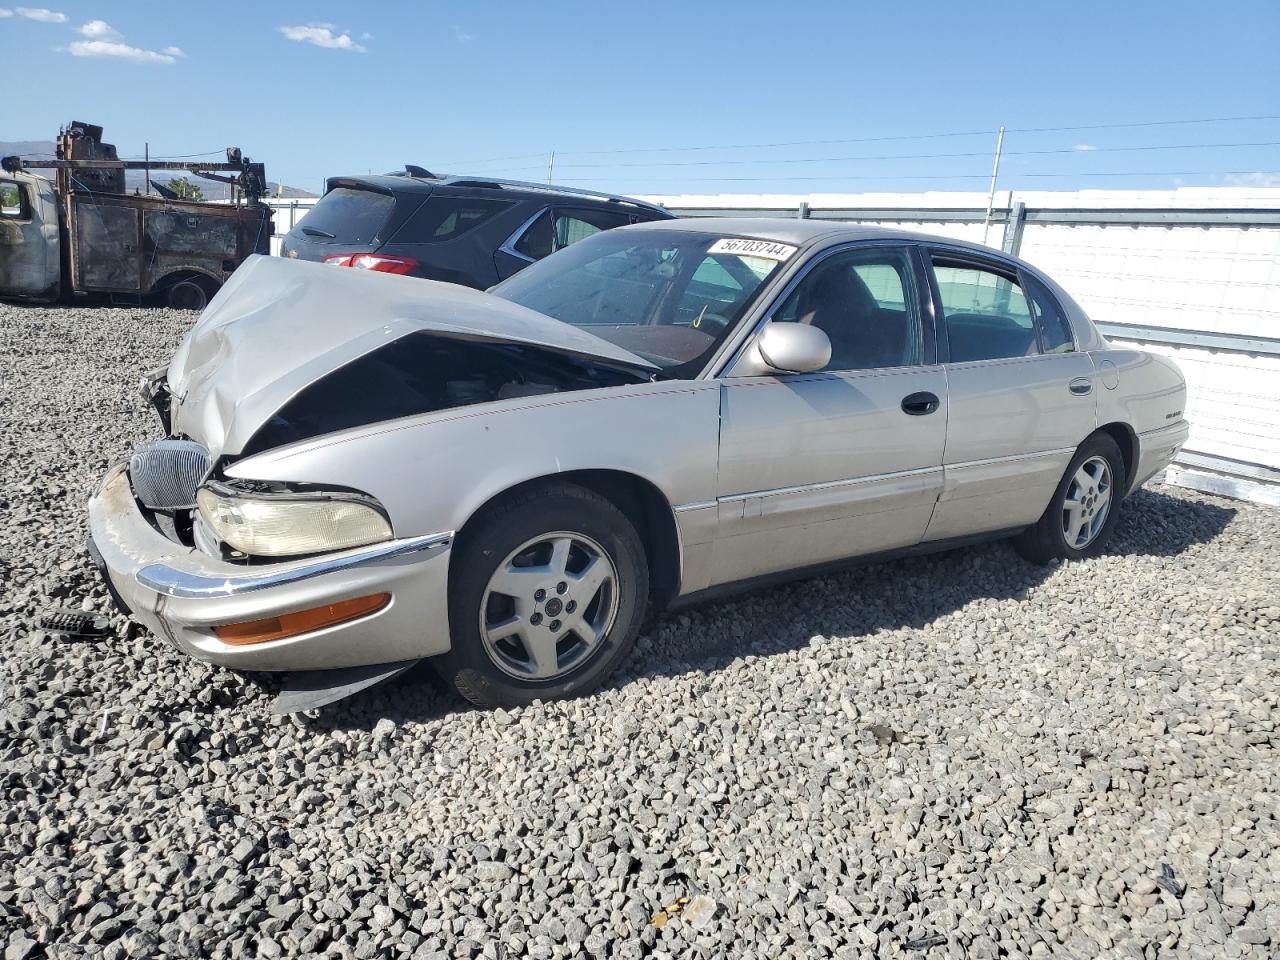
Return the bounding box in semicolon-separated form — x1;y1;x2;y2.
279;171;673;288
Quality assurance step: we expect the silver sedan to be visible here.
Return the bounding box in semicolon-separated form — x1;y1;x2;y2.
88;219;1189;709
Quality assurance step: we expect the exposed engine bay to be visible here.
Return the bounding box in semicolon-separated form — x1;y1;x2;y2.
240;332;648;456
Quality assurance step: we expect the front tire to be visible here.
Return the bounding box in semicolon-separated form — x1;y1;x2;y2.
1014;432;1127;564
439;483;649;708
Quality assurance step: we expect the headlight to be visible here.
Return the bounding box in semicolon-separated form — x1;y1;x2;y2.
196;484;393;557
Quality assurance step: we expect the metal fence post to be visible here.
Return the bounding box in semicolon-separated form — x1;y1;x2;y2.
797;202;810;220
1002;200;1026;256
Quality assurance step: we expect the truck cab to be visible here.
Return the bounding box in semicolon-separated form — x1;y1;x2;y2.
0;170;61;302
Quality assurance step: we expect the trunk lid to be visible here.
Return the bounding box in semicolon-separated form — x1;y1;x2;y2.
167;254;657;458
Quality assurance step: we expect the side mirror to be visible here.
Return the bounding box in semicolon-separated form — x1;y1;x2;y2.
755;322;831;374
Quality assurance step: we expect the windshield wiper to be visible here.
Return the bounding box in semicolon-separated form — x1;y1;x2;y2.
300;226;336;239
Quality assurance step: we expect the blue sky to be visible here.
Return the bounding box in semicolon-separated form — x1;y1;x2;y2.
3;0;1278;196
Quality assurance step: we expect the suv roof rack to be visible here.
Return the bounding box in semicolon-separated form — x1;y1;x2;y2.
440;175;667;213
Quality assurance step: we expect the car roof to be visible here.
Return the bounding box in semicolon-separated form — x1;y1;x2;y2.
622;216;1011;257
325;174;669;215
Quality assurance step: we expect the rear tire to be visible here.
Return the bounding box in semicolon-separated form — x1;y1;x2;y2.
438;482;648;708
1014;432;1127;564
165;277;215;311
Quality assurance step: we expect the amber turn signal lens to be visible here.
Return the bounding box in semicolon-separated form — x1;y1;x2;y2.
214;593;390;646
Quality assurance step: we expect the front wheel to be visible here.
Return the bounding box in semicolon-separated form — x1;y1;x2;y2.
439;483;649;708
1014;433;1127;564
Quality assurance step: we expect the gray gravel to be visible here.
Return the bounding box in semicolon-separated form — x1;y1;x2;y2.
2;301;1278;959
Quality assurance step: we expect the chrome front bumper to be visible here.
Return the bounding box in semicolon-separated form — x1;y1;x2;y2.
87;463;455;671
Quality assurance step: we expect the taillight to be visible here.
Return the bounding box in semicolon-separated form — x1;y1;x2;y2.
321;253;420;275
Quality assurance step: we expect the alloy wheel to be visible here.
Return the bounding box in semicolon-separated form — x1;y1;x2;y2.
479;531;619;681
1062;456;1113;549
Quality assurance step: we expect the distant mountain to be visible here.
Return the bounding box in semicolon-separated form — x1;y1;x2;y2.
0;140;317;199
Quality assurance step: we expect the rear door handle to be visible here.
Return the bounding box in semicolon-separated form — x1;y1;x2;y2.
901;391;940;416
1069;377;1093;396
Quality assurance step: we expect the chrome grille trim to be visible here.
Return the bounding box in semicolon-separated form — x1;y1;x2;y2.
129;439;212;510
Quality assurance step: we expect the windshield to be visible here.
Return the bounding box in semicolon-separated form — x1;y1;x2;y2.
490;228;792;378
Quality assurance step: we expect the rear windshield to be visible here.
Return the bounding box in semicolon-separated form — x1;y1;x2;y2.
295;187;394;244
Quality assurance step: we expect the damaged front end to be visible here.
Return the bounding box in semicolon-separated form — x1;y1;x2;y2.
88;254;659;707
163;254;656;461
128;253;655;564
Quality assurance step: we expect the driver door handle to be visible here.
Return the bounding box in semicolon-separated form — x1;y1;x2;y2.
901;391;940;416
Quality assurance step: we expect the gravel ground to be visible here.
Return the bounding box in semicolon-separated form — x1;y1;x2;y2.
1;301;1277;960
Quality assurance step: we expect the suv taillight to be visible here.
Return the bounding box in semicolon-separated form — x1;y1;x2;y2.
321;253;420;275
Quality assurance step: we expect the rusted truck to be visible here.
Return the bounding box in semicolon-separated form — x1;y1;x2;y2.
1;121;272;310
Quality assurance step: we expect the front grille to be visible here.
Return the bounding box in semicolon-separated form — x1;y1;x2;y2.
129;439;211;510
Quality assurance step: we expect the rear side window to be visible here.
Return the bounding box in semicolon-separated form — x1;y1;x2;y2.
932;259;1038;362
396;196;513;243
296;187;393;244
513;207;632;261
1024;273;1075;353
514;211;554;260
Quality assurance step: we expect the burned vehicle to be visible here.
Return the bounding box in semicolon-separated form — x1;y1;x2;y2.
88;219;1190;710
1;122;271;310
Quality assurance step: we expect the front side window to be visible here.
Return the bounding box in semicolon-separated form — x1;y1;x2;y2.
772;247;921;371
553;208;629;248
1;182;27;219
932;258;1038;362
491;229;787;377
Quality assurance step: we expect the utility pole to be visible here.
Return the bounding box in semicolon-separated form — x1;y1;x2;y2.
144;142;150;195
981;126;1006;248
547;150;555;184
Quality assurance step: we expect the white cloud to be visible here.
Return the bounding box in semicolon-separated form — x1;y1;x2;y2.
162;45;184;56
77;19;121;40
0;9;14;18
278;24;366;52
68;39;178;64
1223;171;1280;187
451;24;473;42
15;6;66;21
1073;143;1098;152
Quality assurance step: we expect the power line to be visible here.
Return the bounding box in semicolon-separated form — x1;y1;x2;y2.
548;140;1280;170
435;150;553;167
1009;115;1280;134
121;150;226;160
539;169;1264;185
441;114;1280;165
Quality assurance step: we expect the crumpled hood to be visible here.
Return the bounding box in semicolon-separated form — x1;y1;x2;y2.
167;255;656;459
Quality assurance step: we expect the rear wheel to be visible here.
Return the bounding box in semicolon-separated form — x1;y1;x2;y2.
165;276;216;311
439;483;648;708
1014;432;1127;564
